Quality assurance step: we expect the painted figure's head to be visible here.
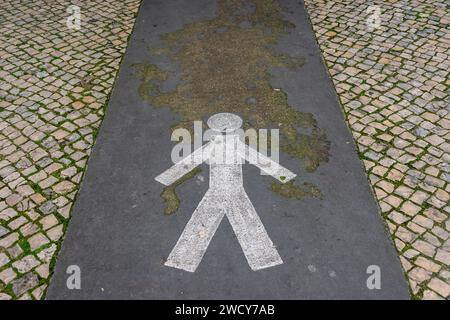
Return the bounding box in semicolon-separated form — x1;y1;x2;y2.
207;113;243;133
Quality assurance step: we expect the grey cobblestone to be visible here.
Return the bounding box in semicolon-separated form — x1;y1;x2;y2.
305;0;449;299
0;0;141;299
0;0;448;300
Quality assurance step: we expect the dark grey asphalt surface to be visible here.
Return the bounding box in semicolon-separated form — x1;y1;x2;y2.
47;0;410;299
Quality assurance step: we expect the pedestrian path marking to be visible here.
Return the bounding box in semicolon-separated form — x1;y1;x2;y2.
155;113;296;272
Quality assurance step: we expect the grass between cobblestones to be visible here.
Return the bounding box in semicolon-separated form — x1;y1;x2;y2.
304;0;449;300
1;0;448;300
0;0;143;300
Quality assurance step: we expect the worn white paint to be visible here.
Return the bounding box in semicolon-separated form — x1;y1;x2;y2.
155;141;213;186
155;113;296;272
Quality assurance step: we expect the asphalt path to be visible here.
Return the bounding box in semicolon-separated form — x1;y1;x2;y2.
47;0;409;299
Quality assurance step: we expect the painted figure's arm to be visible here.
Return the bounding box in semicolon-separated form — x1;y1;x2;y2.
236;140;296;183
155;142;213;186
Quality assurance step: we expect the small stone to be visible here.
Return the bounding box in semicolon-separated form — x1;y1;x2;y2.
423;207;447;223
26;210;41;221
412;240;436;257
410;191;429;205
72;101;85;109
387;169;403;181
307;265;317;272
40;214;58;230
11;273;39;296
59;203;72;219
44;163;63;174
0;252;10;267
412;215;433;229
398;154;416;164
0;225;8;237
425;135;444;146
82;96;96;104
427;196;446;209
38;201;56;215
344;66;360;76
39;176;58;189
435;249;450;265
432;226;449;240
371;165;388;177
42;188;56;198
32;284;46;300
18;293;32;300
0;293;11;300
30;193;46;205
388;211;409;224
30;148;47;162
414;127;428;137
37;244;56;263
394;185;413;198
422;290;444;300
35;263;49;278
15;185;34;197
424;175;445;189
8;216;28;230
5;193;22;206
51;129;70;140
377;181;394;193
20;222;39;237
0;268;16;284
399;256;412;272
28;233;50;251
408;267;431;283
414;256;440;273
395;226;417;243
60;167;77;178
435;189;449;203
0;232;19;248
384;195;402;207
52;180;75;194
403;249;420;259
7;244;23;258
440;270;450;282
12;255;39;273
427;278;450;298
47;224;64;241
0;208;18;221
401;201;421;216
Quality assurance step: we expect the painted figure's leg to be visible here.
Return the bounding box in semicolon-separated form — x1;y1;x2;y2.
226;191;283;271
165;190;225;272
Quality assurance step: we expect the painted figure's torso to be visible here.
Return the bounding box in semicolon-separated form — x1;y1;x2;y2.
209;134;244;191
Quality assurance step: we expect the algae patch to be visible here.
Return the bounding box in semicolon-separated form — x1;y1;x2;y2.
134;0;331;208
270;180;322;199
160;167;202;215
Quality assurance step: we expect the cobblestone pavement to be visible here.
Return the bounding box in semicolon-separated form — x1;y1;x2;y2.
0;0;448;300
304;0;449;299
0;0;141;299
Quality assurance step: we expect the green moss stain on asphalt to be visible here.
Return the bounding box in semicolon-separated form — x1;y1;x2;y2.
133;0;330;212
270;180;322;199
160;167;202;215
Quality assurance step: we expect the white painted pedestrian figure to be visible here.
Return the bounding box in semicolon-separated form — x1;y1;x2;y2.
155;113;296;272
